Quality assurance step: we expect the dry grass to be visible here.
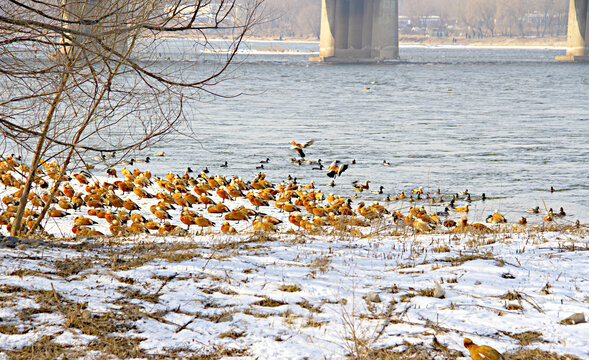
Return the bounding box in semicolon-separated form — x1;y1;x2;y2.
241;308;272;318
4;294;153;360
350;339;463;360
417;288;436;297
432;244;451;253
309;255;332;272
502;330;544;346
400;293;416;302
506;348;583;360
4;336;80;360
7;269;45;277
444;252;504;266
118;287;162;304
252;296;287;307
178;346;250;359
296;299;322;313
501;290;522;301
53;257;96;277
0;324;22;335
303;313;325;328
278;283;301;292
218;329;245;339
0;282;210;359
199;286;238;296
505;303;523;311
351;344;585;360
2;227;587;359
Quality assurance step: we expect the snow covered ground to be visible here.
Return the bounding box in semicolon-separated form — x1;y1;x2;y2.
0;158;587;358
0;230;587;359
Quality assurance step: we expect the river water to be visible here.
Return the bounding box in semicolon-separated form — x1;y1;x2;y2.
18;39;589;224
136;40;588;224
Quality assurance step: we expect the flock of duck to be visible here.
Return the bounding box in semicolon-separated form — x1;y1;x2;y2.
0;144;581;238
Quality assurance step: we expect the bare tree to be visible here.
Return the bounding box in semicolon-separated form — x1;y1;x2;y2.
400;0;568;38
534;0;568;37
296;2;321;39
0;0;264;236
497;0;529;37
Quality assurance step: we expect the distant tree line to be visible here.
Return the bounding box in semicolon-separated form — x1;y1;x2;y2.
400;0;569;38
251;0;569;39
253;0;320;39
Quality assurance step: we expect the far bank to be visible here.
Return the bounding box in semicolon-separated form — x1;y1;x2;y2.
235;35;567;48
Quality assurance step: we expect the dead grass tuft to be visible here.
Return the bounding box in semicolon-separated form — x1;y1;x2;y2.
297;299;322;313
432;244;451;253
87;336;147;359
351;339;463;360
502;330;544;345
501;290;522;301
444;252;503;266
65;303;136;336
202;310;235;323
199;286;238;296
241;308;272;318
219;329;245;339
505;303;523;311
309;255;332;272
177;346;249;359
53;257;95;277
278;283;301;292
303;313;325;328
417;288;435;297
0;324;22;335
506;348;583;360
252;296;287;307
400;293;416;302
8;269;44;277
4;335;80;360
118;287;162;304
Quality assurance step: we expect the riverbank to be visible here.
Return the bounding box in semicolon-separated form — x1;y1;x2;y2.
399;35;566;48
0;229;586;359
246;35;567;48
158;33;568;48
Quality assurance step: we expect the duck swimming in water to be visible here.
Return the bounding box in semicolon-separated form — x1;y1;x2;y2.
119;158;134;166
526;206;540;214
371;185;384;194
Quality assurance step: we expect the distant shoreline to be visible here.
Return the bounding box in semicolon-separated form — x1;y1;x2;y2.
157;33;568;51
241;34;567;48
399;35;566;48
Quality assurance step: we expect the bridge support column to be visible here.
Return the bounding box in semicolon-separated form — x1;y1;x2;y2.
361;0;374;57
318;0;336;59
334;0;350;53
348;0;364;51
372;0;398;60
310;0;399;63
58;0;128;62
556;0;589;62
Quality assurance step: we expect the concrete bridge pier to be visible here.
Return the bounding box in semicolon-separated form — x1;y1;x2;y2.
556;0;589;62
311;0;399;63
56;0;129;62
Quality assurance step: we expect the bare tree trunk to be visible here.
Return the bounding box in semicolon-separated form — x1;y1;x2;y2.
11;71;70;237
2;0;265;239
26;47;129;236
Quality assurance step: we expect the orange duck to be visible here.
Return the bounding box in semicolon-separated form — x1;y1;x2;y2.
463;338;505;360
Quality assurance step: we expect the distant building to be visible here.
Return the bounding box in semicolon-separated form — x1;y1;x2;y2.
399;16;411;27
166;3;213;24
420;16;441;28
